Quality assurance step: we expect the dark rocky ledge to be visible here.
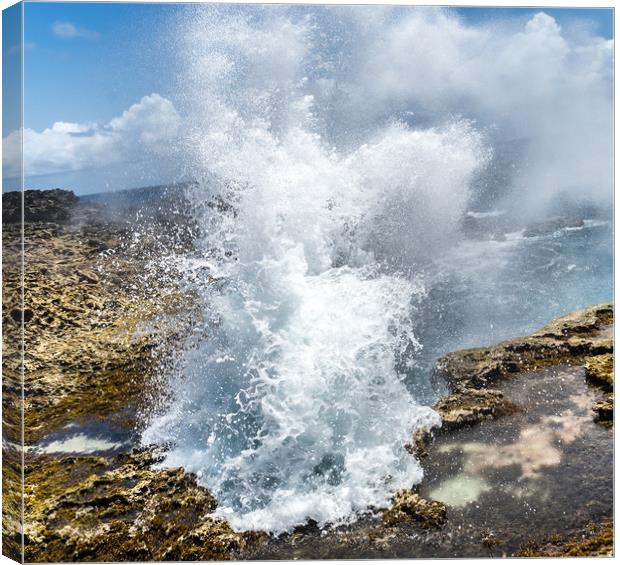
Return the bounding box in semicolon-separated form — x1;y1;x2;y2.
2;189;105;225
431;303;613;431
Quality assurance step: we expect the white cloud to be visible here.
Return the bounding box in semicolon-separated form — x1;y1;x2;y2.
110;94;181;144
3;94;181;178
52;21;100;40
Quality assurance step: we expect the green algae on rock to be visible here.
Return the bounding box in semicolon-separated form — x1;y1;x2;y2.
515;520;613;557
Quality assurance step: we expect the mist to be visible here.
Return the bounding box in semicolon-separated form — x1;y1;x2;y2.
174;5;612;218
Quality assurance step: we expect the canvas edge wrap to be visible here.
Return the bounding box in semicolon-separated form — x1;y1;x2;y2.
2;2;25;563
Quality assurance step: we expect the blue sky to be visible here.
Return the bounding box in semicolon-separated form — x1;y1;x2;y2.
2;3;614;194
18;3;614;132
455;6;613;38
23;2;183;131
3;2;22;137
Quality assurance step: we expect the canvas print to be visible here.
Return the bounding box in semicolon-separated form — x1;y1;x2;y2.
2;2;614;561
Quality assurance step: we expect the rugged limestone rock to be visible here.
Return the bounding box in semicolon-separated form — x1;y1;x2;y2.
1;446;22;563
584;353;614;425
405;428;434;458
1;221;195;444
593;394;613;424
433;388;520;430
2;188;205;561
585;352;613;390
383;490;447;528
1;189;100;224
433;304;613;430
24;450;260;562
2;203;26;562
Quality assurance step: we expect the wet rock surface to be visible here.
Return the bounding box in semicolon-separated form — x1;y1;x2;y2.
433;388;520;430
515;520;613;557
23;450;258;562
383;491;447;529
433;303;613;429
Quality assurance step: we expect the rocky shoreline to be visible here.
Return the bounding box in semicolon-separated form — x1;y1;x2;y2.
2;189;614;561
433;303;613;431
2;189;214;561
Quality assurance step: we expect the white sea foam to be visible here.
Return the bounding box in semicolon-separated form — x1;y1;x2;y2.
466;210;506;219
142;7;490;533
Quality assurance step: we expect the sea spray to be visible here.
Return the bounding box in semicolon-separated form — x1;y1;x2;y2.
142;7;489;533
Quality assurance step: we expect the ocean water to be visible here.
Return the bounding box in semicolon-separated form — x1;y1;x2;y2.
141;6;612;534
408;220;613;401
